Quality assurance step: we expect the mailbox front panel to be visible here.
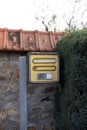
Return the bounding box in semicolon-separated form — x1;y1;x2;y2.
28;54;59;83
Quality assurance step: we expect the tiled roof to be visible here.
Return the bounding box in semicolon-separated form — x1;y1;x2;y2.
0;28;63;52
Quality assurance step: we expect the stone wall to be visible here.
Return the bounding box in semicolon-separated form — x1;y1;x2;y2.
0;51;58;130
0;52;21;130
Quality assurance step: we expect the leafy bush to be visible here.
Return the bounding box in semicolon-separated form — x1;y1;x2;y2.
54;29;87;130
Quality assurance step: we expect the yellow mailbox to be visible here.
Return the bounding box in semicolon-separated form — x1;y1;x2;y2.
27;52;59;83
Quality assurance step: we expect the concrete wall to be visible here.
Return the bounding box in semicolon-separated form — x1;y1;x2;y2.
0;51;58;130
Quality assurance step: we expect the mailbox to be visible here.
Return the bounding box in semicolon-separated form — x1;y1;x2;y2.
27;52;59;83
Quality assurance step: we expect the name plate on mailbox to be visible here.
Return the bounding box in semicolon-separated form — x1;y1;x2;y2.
27;52;59;83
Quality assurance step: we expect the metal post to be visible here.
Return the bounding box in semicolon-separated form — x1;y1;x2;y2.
19;56;27;130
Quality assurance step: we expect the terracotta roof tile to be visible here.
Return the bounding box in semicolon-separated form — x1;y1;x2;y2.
0;28;63;51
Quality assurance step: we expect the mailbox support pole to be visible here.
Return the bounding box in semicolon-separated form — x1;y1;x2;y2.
19;56;27;130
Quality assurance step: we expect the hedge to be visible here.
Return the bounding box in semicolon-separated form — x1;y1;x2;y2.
54;29;87;130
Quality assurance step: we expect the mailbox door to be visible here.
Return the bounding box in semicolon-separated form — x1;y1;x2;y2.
28;54;59;83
